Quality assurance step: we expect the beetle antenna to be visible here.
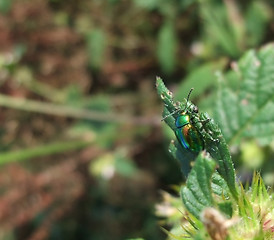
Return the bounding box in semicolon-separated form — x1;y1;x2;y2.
187;88;194;102
182;88;194;112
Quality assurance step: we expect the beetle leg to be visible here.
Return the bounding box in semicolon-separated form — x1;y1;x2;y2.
199;118;211;125
161;108;182;121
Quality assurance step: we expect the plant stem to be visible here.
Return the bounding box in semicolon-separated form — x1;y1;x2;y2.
0;94;160;126
0;140;91;165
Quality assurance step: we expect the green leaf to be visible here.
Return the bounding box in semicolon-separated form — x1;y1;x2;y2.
169;140;197;178
211;172;230;199
175;60;227;101
200;3;240;57
157;20;177;74
238;185;257;228
180;0;196;10
211;172;233;217
156;76;181;132
156;77;238;198
86;28;106;70
251;173;269;205
133;0;159;10
0;140;91;165
156;77;199;176
214;44;274;146
245;1;271;47
217;201;232;218
0;0;12;13
181;153;216;219
115;153;137;177
198;112;238;200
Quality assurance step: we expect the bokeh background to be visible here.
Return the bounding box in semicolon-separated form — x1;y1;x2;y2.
0;0;273;240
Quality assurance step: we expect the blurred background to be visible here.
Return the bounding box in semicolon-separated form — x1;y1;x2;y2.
0;0;273;240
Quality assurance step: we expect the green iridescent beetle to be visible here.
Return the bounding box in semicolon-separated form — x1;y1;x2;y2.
164;88;204;152
175;109;204;152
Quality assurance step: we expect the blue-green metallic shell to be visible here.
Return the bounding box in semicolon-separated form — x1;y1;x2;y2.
175;114;204;152
176;114;190;128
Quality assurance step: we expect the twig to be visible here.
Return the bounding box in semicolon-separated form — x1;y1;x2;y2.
0;94;160;126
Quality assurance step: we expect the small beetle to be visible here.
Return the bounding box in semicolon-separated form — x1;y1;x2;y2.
175;109;204;152
163;88;204;152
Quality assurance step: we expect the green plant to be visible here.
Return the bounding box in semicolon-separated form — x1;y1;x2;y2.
156;44;274;239
199;0;271;59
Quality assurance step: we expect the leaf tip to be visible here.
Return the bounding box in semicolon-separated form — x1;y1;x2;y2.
155;76;163;86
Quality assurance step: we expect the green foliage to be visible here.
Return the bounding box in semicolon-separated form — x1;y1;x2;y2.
90;150;137;180
246;1;271;47
156;77;198;171
214;44;274;145
0;0;12;13
134;0;159;10
168;141;196;178
0;140;91;165
86;28;106;70
156;77;238;199
200;0;271;58
134;0;194;75
157;20;178;74
114;151;137;177
134;0;186;16
127;238;145;240
157;173;274;239
156;44;274;239
1;0;273;239
175;60;227;101
134;0;272;75
200;2;241;58
68;95;120;148
181;153;216;219
199;111;238;199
